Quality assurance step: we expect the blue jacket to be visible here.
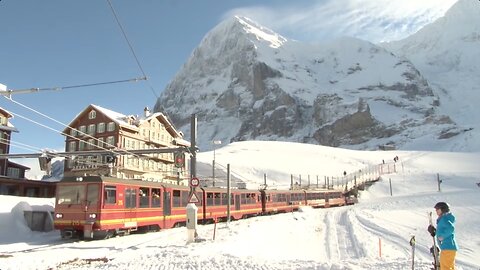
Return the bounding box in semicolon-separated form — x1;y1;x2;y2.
436;212;458;251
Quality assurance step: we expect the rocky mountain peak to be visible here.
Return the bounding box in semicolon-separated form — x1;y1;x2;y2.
155;16;458;151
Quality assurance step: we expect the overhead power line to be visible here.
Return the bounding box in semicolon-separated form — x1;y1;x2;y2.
0;76;146;97
3;96;142;159
106;0;159;99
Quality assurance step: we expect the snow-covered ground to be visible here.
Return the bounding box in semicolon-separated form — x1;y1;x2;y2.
1;141;479;270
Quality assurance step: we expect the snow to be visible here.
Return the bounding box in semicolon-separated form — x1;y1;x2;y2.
1;141;479;270
383;0;480;151
157;14;451;152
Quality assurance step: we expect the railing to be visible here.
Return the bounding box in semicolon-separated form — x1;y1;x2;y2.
198;161;400;192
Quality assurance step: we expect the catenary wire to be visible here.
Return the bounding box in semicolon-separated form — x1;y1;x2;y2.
0;136;107;169
106;0;159;99
0;137;42;153
3;97;176;172
3;96;143;158
2;77;146;95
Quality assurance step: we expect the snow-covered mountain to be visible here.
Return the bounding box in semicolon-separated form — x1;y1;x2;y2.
154;15;460;151
383;0;480;151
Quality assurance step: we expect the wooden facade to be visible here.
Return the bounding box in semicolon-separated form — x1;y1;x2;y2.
0;106;56;197
62;105;190;184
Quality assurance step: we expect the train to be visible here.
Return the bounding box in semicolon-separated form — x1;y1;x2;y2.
53;176;353;240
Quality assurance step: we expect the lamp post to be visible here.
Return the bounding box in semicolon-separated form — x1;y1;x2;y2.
212;140;222;187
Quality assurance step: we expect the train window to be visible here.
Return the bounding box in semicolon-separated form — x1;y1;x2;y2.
86;185;99;205
125;188;136;208
104;186;116;204
221;193;227;205
57;185;86;205
181;191;189;206
241;193;246;204
139;188;149;208
152;188;161;207
214;193;221;205
206;192;214;206
248;193;253;203
173;190;181;207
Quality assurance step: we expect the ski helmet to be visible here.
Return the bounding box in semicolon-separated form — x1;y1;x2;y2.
434;202;450;213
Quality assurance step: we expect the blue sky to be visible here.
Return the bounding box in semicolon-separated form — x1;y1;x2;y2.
0;0;457;158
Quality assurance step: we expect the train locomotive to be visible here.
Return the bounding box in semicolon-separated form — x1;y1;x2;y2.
53;176;349;240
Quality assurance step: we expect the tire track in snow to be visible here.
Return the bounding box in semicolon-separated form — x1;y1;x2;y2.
323;208;363;262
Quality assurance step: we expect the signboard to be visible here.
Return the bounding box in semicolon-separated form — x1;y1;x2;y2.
188;192;200;204
190;177;199;187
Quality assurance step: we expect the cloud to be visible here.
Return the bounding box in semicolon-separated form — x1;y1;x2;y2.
223;0;458;43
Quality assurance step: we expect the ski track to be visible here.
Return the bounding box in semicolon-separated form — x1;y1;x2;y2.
2;208;478;270
322;207;363;262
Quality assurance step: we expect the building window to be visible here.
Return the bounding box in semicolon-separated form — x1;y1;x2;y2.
97;122;105;133
0;116;7;126
89;110;96;119
106;136;115;146
107;122;116;132
68;141;76;152
79;141;86;151
98;137;105;148
88;124;96;135
70;128;77;137
87;139;95;149
7;167;20;178
79;125;86;134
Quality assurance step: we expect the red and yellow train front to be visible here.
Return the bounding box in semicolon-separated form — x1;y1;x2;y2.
54;180;101;239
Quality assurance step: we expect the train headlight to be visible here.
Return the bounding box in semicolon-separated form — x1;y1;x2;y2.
88;213;97;219
55;213;63;219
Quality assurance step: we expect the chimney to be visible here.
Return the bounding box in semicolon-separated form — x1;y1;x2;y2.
144;107;151;117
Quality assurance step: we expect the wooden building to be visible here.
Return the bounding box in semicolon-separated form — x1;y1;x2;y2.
62;104;190;184
0;104;56;197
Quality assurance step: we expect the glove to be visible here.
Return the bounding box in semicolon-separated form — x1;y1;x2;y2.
428;225;436;237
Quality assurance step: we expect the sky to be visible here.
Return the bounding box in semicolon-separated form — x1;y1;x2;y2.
0;0;457;170
1;141;479;269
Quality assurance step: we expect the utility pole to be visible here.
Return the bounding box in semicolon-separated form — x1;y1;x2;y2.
212;140;221;187
190;114;197;179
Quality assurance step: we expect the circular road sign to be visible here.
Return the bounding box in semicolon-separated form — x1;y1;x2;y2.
190;177;200;187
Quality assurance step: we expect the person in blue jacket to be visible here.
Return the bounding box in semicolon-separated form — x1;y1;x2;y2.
428;202;457;269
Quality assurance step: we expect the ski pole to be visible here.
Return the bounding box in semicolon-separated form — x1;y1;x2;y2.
409;235;416;270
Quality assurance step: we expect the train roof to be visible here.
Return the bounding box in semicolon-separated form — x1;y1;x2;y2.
59;176;344;193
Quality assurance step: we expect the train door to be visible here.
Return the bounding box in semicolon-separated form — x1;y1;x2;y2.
235;194;240;211
83;184;99;238
163;191;171;216
124;188;137;227
85;184;99;213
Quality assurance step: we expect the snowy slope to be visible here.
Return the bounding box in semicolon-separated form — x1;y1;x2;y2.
383;0;480;151
155;16;454;151
1;141;479;270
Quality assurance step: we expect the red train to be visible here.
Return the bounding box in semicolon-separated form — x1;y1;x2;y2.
53;176;349;240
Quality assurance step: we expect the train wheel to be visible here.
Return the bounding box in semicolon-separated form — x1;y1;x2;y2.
93;230;113;240
149;225;160;232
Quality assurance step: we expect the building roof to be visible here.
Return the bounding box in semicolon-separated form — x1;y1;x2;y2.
63;104;185;140
0;107;13;118
8;160;31;170
0;107;18;132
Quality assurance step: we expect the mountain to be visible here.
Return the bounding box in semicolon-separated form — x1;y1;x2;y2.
154;16;457;151
383;0;480;151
